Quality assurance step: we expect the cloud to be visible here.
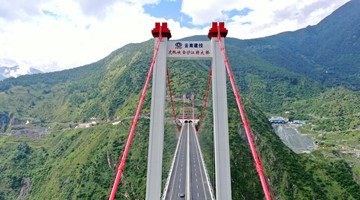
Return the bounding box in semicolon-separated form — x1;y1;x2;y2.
75;0;117;19
0;58;18;68
181;0;241;25
0;0;202;72
73;0;161;19
181;0;350;39
0;0;352;73
0;0;48;20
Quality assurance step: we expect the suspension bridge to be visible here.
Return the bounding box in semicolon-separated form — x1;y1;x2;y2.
108;22;275;200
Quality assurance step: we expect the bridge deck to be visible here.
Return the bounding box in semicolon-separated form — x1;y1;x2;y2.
164;123;214;200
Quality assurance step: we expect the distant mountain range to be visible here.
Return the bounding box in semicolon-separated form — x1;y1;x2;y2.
227;0;360;90
0;0;360;199
0;66;42;81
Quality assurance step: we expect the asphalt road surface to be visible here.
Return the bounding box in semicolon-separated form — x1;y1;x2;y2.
164;123;213;200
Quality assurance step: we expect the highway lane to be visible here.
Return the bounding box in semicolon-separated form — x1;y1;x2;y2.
164;123;214;200
165;123;187;200
189;123;213;200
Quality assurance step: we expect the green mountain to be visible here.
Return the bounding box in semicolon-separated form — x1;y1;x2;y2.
1;0;360;199
0;66;43;81
231;0;360;90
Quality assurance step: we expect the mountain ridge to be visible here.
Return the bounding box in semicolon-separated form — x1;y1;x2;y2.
0;1;360;199
0;66;43;81
229;0;360;90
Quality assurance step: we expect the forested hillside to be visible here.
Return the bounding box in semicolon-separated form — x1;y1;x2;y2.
1;0;360;199
231;0;360;90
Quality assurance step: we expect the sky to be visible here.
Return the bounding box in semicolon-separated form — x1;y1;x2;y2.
0;0;350;74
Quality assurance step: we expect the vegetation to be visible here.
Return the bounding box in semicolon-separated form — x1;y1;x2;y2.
195;88;360;199
229;0;360;91
0;1;360;199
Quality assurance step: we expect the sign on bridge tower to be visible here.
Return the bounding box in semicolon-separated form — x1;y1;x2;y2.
146;22;232;200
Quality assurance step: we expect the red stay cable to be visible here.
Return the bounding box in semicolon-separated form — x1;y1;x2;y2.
216;26;273;200
192;95;195;125
108;27;163;200
167;66;184;133
180;95;185;132
180;95;185;133
195;66;212;133
167;63;211;134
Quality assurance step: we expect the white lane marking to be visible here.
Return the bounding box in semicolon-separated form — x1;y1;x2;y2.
186;123;191;199
167;127;185;200
192;123;213;200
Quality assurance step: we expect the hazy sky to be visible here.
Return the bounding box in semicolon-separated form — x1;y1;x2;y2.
0;0;350;74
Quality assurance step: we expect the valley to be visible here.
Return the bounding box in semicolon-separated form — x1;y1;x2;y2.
1;1;360;199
